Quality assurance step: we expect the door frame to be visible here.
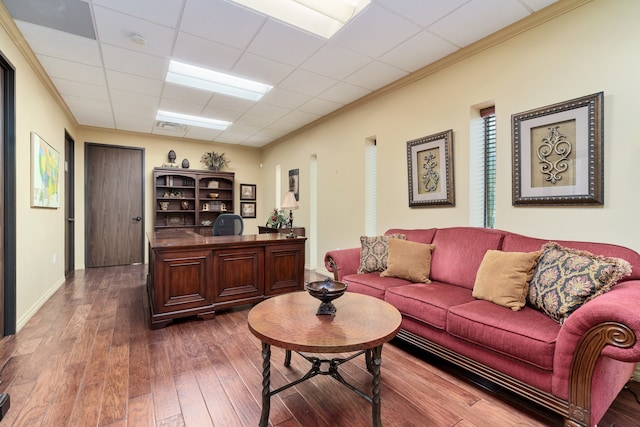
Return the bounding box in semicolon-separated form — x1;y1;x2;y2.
1;50;16;335
64;130;75;275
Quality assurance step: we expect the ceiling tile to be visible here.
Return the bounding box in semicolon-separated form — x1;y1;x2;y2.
106;70;164;96
344;61;408;91
92;0;184;28
278;69;338;97
332;3;421;59
93;6;176;57
318;82;371;104
300;42;370;80
378;30;458;72
429;0;530;47
101;43;168;79
246;20;326;67
232;52;295;86
260;88;311;110
110;88;159;108
181;0;265;49
172;32;243;72
184;127;222;141
36;55;106;86
15;20;101;66
297;98;343;116
51;77;109;101
376;0;469;27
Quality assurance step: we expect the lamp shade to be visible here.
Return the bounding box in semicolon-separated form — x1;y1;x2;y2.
281;191;298;210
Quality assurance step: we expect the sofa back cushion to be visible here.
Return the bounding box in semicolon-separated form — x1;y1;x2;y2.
430;227;505;289
385;228;436;244
502;232;640;281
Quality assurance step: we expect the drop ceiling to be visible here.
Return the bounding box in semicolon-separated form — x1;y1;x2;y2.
2;0;558;147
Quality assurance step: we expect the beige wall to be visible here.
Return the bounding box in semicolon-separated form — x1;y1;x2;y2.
261;0;640;275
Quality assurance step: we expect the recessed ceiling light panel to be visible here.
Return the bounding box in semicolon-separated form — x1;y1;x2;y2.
166;60;272;101
231;0;371;38
156;110;231;131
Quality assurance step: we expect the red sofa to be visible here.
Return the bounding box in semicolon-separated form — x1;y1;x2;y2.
324;227;640;427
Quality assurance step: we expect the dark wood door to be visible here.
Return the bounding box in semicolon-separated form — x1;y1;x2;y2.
85;143;144;267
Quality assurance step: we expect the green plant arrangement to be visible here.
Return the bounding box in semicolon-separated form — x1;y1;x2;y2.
266;208;288;228
201;151;229;171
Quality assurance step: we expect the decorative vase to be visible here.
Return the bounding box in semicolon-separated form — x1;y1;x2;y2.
181;158;189;168
180;201;189;210
168;150;176;163
210;165;220;172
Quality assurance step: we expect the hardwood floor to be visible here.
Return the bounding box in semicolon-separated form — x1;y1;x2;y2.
0;264;638;426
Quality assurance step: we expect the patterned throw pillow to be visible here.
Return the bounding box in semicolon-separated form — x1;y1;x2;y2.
357;234;406;274
528;242;632;323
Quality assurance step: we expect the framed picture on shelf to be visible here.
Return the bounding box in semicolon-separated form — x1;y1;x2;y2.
31;132;61;208
240;183;256;200
512;92;604;205
406;129;455;207
241;202;256;218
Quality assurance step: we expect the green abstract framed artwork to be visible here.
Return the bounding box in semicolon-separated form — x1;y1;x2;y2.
31;132;60;208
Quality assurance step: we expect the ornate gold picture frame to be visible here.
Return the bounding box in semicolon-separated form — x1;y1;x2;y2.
407;129;455;207
512;92;604;205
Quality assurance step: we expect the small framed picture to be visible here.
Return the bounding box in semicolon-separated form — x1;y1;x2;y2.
407;129;455;207
241;202;256;218
240;183;256;200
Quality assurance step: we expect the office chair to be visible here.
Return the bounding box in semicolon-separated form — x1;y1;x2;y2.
212;213;244;236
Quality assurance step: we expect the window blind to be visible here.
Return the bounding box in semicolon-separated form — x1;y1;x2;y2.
481;107;496;229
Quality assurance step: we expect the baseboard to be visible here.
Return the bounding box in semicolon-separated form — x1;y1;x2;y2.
16;275;65;332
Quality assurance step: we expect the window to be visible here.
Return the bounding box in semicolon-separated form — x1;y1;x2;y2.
364;138;377;235
481;107;496;228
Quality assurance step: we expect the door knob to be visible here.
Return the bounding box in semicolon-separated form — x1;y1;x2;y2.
133;216;142;221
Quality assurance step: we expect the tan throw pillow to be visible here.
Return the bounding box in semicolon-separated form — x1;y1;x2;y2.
380;239;435;283
357;234;406;273
473;250;541;311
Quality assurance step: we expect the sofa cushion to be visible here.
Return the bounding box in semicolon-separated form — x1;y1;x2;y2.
385;228;437;244
448;301;559;371
380;239;435;283
429;227;505;289
472;250;541;311
528;242;632;323
385;282;475;330
343;273;410;300
357;234;406;273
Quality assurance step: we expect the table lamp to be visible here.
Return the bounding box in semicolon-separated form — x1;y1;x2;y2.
280;191;299;238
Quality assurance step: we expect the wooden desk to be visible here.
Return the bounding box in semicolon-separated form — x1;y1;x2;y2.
147;230;306;329
257;225;305;237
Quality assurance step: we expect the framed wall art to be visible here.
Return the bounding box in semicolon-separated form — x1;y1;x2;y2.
407;129;455;207
512;92;604;205
241;202;256;218
31;132;61;208
288;168;299;201
240;183;256;200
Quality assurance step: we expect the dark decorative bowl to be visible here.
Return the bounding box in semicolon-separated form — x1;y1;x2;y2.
305;278;348;315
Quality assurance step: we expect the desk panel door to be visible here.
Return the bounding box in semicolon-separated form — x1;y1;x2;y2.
213;247;265;301
155;249;214;314
265;242;305;296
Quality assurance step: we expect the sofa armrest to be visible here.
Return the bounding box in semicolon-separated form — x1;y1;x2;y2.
557;280;640;363
324;247;361;281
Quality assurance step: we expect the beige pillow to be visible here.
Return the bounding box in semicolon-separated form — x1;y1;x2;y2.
473;250;541;311
381;239;435;283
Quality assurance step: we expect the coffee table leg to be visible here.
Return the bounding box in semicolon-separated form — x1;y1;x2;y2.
371;345;383;427
260;342;271;427
285;349;292;367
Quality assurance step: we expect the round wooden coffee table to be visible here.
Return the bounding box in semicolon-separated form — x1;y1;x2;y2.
248;291;402;427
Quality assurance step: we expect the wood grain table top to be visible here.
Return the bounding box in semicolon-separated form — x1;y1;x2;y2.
247;291;402;353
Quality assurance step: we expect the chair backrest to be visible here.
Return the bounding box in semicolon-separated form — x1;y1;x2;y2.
212;213;244;236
